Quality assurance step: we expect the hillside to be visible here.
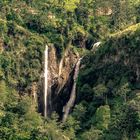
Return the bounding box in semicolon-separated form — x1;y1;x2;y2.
0;0;140;140
76;24;140;139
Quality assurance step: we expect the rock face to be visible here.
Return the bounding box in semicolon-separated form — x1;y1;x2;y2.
38;44;79;117
57;47;79;94
48;45;59;88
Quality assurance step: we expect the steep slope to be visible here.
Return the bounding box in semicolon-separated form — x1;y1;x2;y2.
72;24;140;140
0;0;140;140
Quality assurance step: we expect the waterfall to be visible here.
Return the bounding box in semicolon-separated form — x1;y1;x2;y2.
44;45;48;117
93;42;101;48
92;42;101;52
59;58;63;76
62;58;82;122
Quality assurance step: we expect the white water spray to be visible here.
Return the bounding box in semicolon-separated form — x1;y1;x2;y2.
92;42;101;51
44;45;48;117
62;58;82;122
59;58;63;76
93;42;101;48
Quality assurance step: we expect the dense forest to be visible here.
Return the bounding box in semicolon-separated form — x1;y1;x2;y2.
0;0;140;140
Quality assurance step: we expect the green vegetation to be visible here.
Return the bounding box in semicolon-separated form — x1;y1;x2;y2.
0;0;140;139
75;25;140;139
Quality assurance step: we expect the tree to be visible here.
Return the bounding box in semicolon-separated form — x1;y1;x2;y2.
111;0;133;29
81;128;103;140
0;80;8;113
93;84;108;104
63;0;80;12
116;83;131;103
95;105;110;130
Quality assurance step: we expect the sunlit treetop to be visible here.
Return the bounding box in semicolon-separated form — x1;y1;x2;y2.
63;0;80;12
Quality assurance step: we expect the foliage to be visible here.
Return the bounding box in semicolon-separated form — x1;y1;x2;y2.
76;25;140;139
0;0;140;139
95;105;110;130
81;128;103;140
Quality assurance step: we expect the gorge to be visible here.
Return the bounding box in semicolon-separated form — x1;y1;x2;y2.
42;41;101;120
41;44;80;119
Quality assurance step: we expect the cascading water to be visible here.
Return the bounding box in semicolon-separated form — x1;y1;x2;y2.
62;58;82;122
43;42;100;118
44;45;48;117
59;58;63;76
93;42;101;48
92;41;101;52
